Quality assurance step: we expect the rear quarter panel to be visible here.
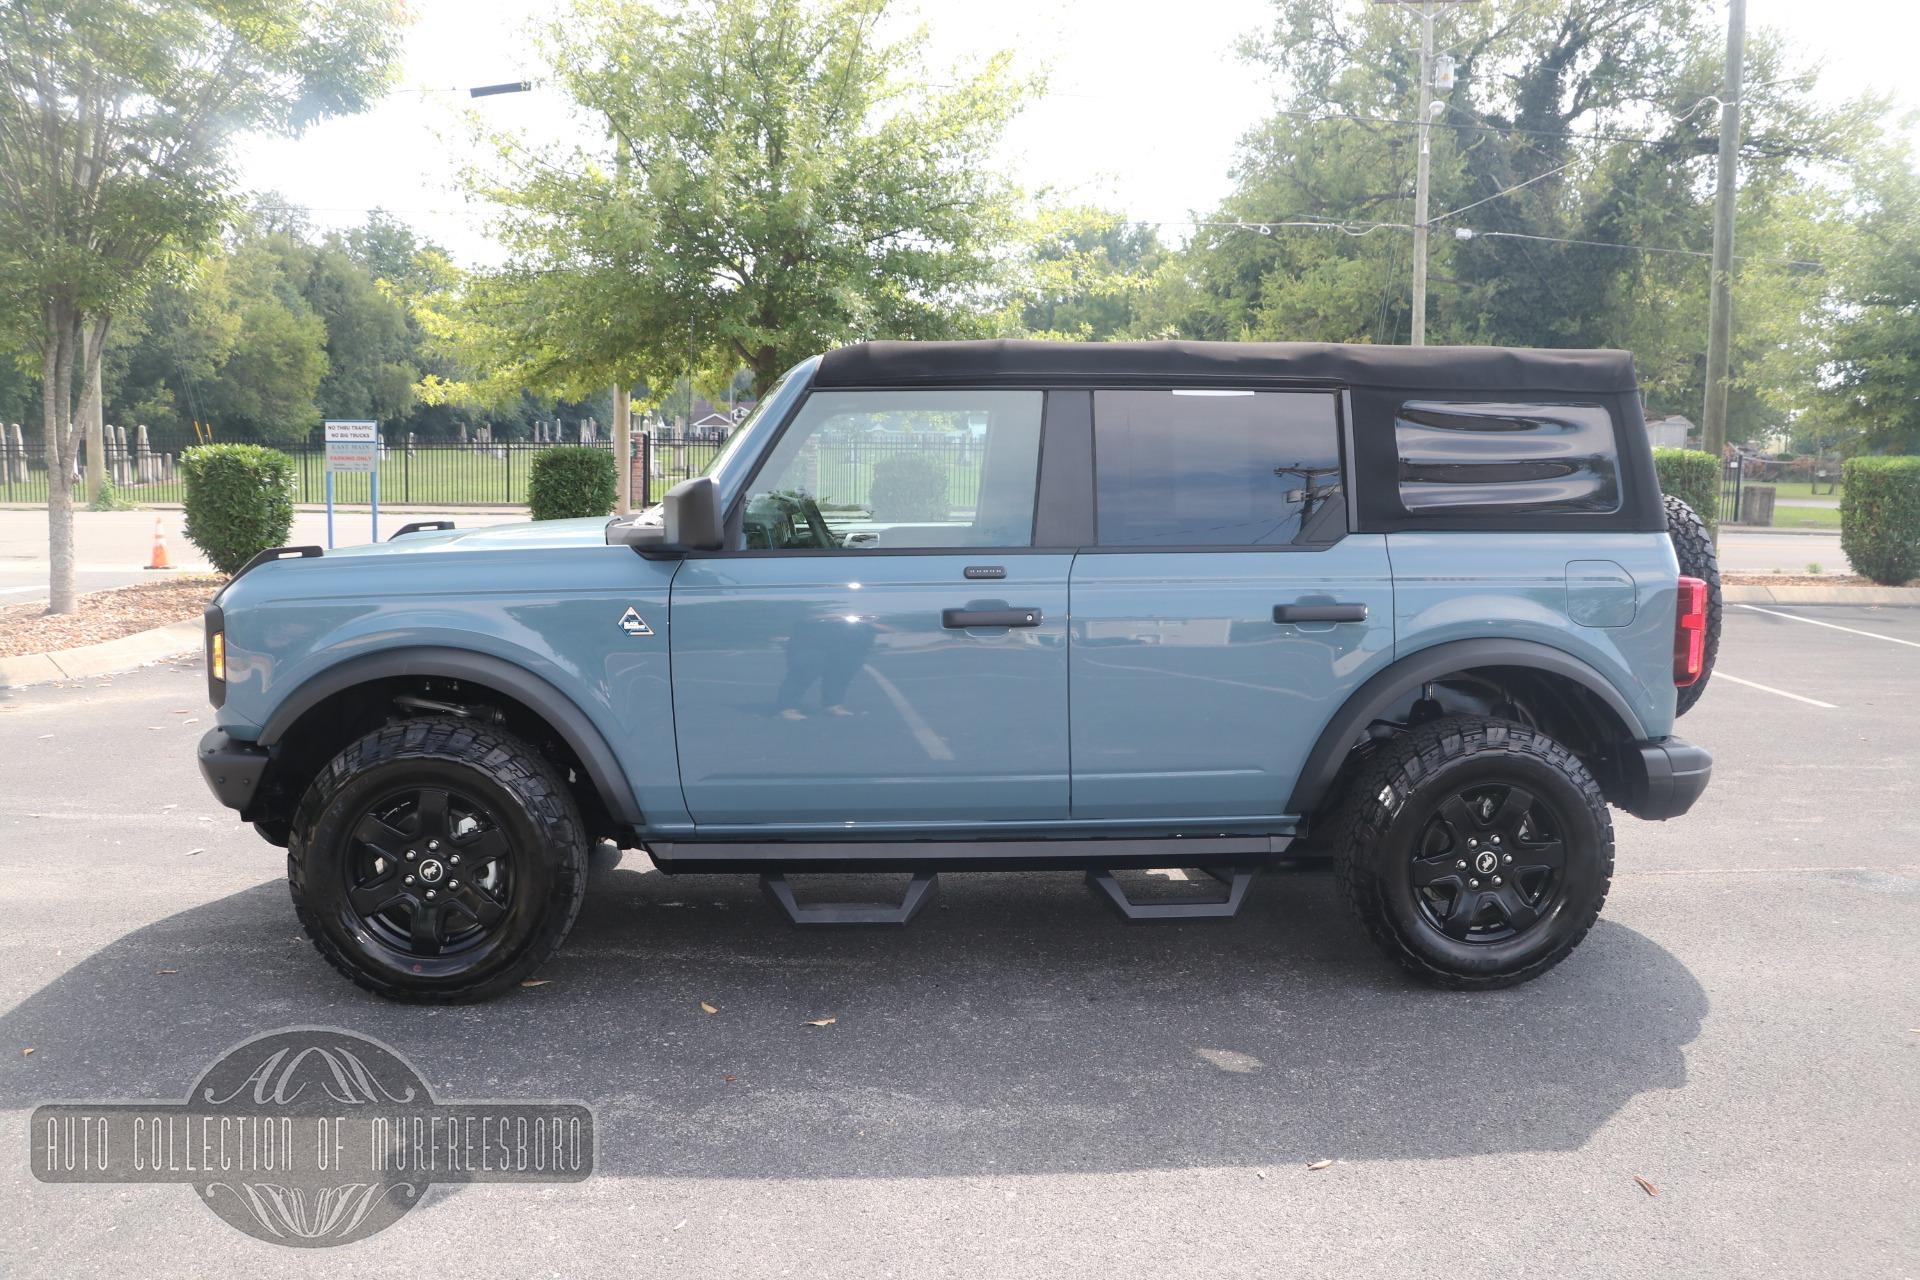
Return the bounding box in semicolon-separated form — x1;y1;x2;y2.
1387;531;1679;741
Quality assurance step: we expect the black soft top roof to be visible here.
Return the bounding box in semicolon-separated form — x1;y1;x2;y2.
814;339;1637;394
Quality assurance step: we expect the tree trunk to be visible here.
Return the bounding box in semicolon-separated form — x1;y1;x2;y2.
43;311;78;615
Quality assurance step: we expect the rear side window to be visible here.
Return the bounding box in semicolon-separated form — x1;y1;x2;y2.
1395;401;1621;516
1093;390;1343;546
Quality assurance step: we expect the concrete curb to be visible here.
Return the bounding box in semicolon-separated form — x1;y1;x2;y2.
0;618;202;688
1724;584;1920;606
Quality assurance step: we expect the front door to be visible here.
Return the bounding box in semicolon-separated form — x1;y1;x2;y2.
670;387;1071;830
1069;387;1396;821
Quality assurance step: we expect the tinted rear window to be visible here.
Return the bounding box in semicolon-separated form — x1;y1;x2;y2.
1093;390;1343;546
1395;401;1620;516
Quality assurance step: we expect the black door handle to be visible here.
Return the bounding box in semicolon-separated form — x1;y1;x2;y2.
1273;602;1369;624
943;607;1042;629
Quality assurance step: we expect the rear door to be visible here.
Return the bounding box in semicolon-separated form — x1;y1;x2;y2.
669;388;1073;830
1068;388;1395;821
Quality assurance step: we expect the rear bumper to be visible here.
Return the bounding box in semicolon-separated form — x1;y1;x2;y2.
1613;736;1712;821
197;728;270;813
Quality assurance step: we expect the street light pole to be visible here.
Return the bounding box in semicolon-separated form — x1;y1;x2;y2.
1702;0;1746;469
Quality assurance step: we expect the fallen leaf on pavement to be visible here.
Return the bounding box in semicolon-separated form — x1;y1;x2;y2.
520;979;551;988
804;1017;836;1027
156;968;177;975
724;1075;737;1083
22;1047;34;1056
1633;1175;1660;1197
1307;1159;1333;1171
700;1001;718;1014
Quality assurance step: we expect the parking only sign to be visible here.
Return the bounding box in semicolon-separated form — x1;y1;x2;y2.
324;419;379;472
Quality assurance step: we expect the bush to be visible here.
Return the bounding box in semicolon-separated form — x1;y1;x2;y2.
868;453;950;522
1841;456;1920;585
1653;447;1719;532
180;444;296;575
528;446;618;521
88;475;135;512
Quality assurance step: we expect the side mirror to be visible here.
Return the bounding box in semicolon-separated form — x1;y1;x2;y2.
663;476;724;551
605;476;725;554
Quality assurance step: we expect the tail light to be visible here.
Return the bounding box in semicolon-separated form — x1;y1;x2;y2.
1673;576;1708;687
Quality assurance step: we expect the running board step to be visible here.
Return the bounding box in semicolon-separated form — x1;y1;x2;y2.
761;872;940;926
1086;866;1257;922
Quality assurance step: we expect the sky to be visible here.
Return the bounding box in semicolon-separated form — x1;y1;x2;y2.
236;0;1920;266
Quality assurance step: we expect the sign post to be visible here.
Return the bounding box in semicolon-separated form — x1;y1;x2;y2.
322;420;379;548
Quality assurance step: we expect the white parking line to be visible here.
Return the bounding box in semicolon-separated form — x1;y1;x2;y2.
1714;672;1838;709
1735;604;1920;649
0;585;42;596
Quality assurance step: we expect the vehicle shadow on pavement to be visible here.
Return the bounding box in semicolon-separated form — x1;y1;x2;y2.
0;858;1706;1176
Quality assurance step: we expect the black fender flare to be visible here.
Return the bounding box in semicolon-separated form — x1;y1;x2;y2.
1286;638;1648;816
256;647;643;826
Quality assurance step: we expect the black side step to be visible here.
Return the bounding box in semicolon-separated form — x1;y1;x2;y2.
761;872;940;926
1086;866;1258;922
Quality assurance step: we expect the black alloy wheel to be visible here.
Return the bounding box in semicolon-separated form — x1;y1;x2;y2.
1331;715;1614;989
342;785;517;964
1408;782;1568;943
289;717;588;1002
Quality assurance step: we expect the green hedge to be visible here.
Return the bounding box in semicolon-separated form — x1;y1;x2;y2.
180;444;296;575
1653;447;1719;531
868;454;949;522
1841;456;1920;585
528;447;617;521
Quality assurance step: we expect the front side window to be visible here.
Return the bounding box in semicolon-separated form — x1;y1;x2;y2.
1093;389;1343;546
740;390;1044;551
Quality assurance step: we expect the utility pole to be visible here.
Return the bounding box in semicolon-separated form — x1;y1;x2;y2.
1411;0;1435;346
1702;0;1746;466
1380;0;1474;345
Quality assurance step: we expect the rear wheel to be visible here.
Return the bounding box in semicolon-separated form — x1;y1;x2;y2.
1665;493;1721;715
1331;715;1613;989
288;717;588;1002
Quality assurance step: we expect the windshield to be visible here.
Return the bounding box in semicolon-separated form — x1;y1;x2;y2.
697;356;817;499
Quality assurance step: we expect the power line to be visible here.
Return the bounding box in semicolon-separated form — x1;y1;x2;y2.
1176;216;1821;270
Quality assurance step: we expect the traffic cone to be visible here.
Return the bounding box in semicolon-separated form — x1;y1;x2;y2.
145;517;171;570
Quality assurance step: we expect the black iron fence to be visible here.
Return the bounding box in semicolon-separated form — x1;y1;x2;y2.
0;429;735;508
1719;456;1744;527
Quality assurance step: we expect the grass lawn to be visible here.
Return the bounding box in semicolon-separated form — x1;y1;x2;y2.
1769;503;1841;529
1766;479;1844;503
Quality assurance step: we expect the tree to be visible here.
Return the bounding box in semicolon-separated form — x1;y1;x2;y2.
1004;206;1167;340
1166;0;1870;441
456;0;1030;403
307;241;415;424
1825;146;1920;455
0;0;402;610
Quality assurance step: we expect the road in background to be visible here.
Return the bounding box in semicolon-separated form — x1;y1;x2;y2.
0;605;1915;1277
0;507;527;604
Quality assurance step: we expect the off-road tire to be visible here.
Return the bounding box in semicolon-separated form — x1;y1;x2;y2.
1665;493;1721;715
288;716;588;1002
1331;715;1614;990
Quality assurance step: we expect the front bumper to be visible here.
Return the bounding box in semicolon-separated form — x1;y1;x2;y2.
197;728;270;813
1613;736;1713;821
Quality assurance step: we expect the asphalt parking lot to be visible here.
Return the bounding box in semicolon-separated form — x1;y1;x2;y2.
0;605;1915;1278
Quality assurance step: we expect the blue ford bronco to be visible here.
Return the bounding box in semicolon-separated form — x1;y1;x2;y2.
196;341;1718;1001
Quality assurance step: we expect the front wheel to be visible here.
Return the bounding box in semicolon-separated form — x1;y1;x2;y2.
1331;716;1614;989
288;717;589;1002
